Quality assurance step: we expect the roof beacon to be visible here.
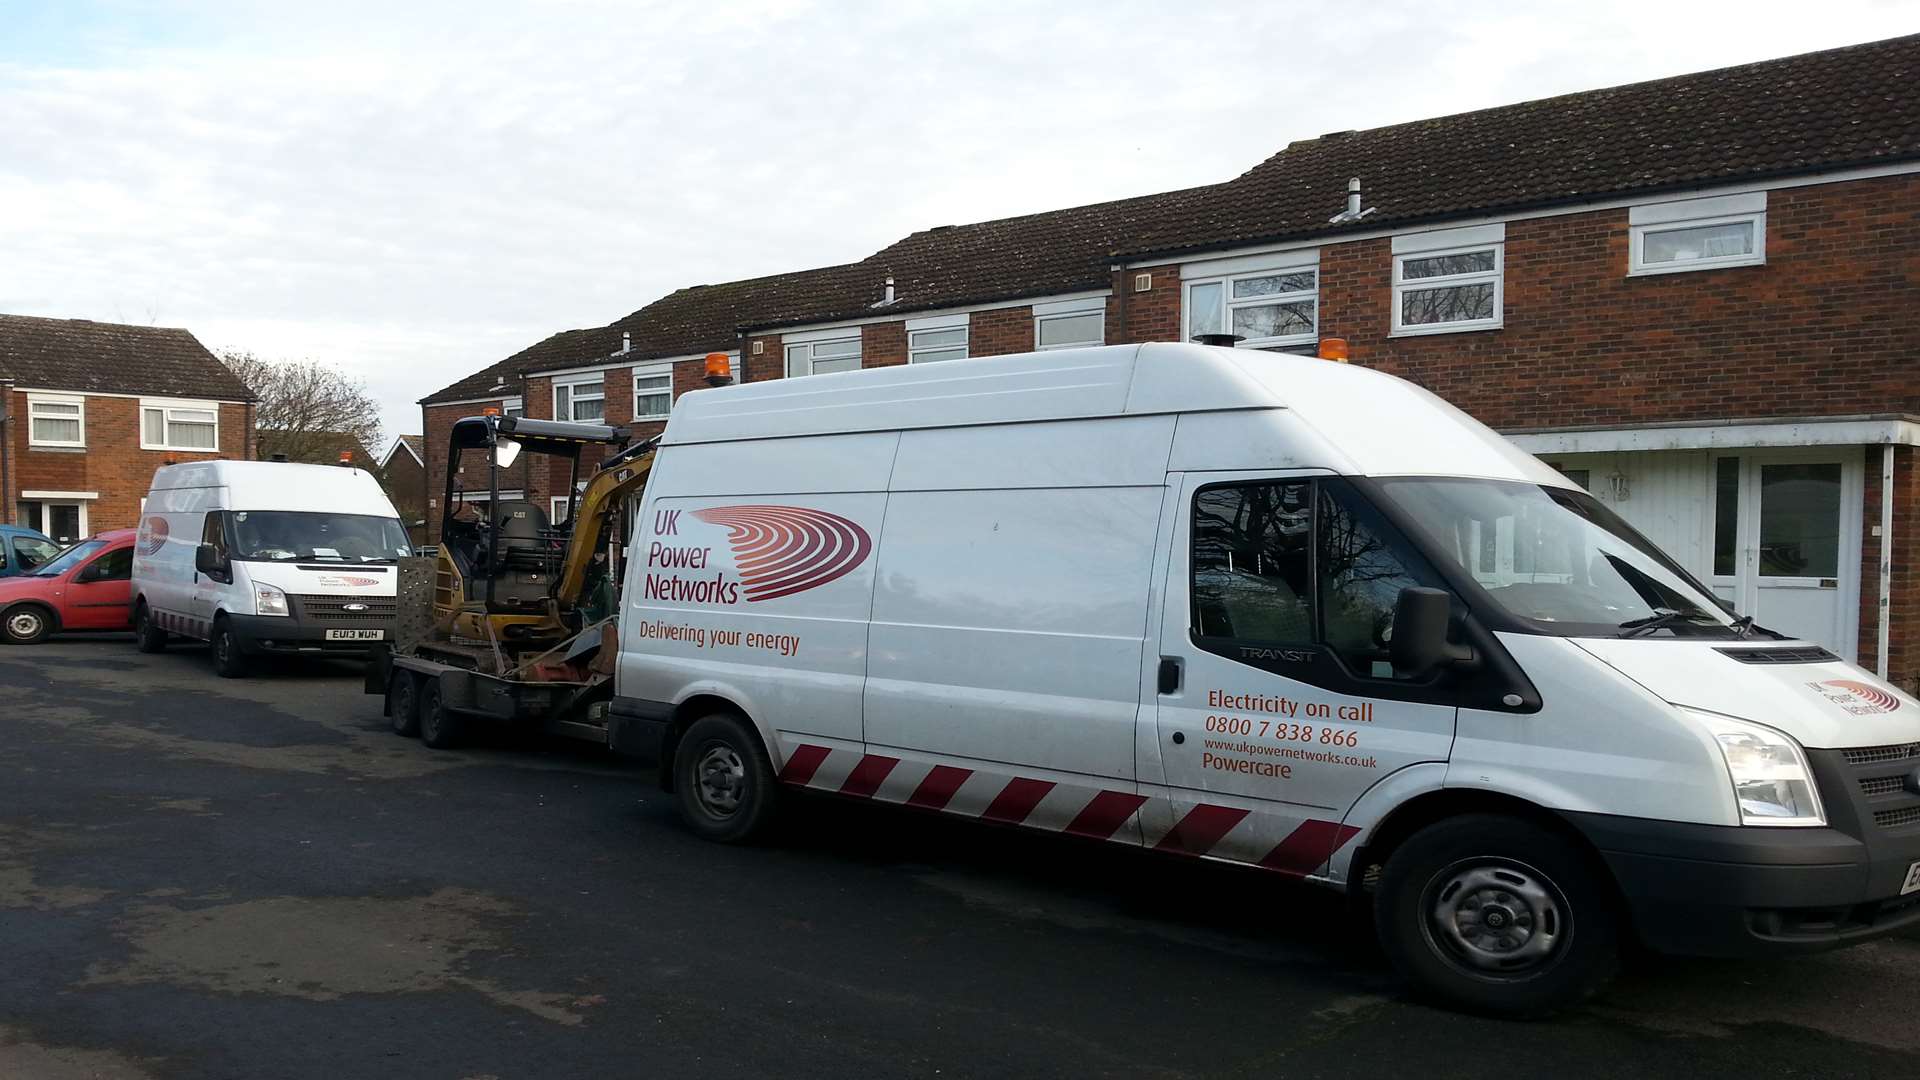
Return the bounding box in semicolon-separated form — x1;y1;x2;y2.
1191;332;1245;347
1328;177;1376;225
704;352;734;387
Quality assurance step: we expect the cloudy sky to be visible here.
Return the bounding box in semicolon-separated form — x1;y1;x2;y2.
3;1;1912;447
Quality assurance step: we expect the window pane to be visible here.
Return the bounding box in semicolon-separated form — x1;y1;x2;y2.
634;392;670;418
142;409;165;444
911;347;967;363
553;384;571;416
1713;458;1739;576
1037;312;1102;347
1231;271;1315;297
1644;221;1754;264
1186;282;1224;338
1758;463;1840;578
1233;299;1316;340
33;417;81;443
1401;250;1496;279
1191;482;1314;642
811;339;861;359
14;537;58;568
1400;282;1495;326
813;355;860;375
170;420;217;448
1557;468;1591;491
90;548;133;581
35;402;80;416
635;374;671;391
910;328;966;348
172;408;216;423
784;345;810;379
1319;484;1442;678
570;397;604;421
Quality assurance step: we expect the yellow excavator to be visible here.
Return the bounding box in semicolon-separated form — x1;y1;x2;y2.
365;411;660;748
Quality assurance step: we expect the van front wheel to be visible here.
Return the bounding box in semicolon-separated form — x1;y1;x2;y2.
673;713;778;844
210;618;247;678
1374;813;1619;1018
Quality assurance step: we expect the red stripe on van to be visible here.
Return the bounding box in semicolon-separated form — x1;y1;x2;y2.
1154;804;1250;856
778;744;832;786
1257;820;1362;876
981;778;1056;824
1063;791;1149;840
839;755;900;798
905;765;973;810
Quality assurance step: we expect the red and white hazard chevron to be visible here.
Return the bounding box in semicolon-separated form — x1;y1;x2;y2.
778;742;1359;877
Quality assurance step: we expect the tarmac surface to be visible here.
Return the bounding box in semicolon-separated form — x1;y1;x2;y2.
5;637;1920;1079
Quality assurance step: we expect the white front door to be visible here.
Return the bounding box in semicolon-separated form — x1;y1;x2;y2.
21;500;87;545
1711;451;1862;659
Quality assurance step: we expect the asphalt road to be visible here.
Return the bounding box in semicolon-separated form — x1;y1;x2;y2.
5;639;1920;1079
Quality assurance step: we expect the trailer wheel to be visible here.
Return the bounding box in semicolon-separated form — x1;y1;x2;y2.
387;670;422;738
1374;813;1619;1018
673;713;779;843
418;679;462;750
133;602;168;653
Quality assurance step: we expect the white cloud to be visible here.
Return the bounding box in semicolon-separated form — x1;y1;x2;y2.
1;0;1912;439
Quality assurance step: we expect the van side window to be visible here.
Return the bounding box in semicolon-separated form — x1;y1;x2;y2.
1191;482;1315;644
1317;484;1443;677
201;512;229;560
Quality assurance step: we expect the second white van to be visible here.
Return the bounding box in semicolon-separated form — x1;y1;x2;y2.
133;460;412;677
606;343;1920;1015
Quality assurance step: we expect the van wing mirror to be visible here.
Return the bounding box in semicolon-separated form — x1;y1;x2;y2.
1389;587;1475;678
194;543;226;576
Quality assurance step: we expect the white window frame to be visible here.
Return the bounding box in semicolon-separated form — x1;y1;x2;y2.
631;364;673;420
550;496;571;525
502;396;524;420
139;397;221;451
26;393;85;448
552;375;605;422
1182;254;1320;348
1031;296;1106;351
784;331;862;378
906;313;969;363
1390;224;1505;337
1628;192;1767;276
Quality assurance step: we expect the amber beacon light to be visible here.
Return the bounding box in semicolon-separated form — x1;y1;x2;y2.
704;352;734;387
1317;338;1350;362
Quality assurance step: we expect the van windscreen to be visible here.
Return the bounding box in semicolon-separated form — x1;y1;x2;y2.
1380;478;1738;638
228;512;411;562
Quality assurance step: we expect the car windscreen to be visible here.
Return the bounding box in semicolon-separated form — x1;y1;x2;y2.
12;535;60;570
227;512;412;562
1379;477;1738;638
31;540;106;577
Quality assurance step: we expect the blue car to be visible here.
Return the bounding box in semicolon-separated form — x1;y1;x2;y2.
0;525;61;578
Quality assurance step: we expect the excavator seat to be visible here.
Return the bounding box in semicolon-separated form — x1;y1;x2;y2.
458;501;561;613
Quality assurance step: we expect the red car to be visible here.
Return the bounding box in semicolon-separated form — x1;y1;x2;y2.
0;529;136;644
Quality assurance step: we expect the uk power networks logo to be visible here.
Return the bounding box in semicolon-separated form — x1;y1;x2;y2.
316;575;382;588
1818;679;1902;714
691;505;873;602
136;516;169;557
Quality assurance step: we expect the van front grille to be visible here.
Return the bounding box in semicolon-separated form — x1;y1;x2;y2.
294;594;397;622
1873;806;1920;830
1844;743;1920;767
1860;775;1907;798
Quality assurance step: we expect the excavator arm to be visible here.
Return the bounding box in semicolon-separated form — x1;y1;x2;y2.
552;437;657;612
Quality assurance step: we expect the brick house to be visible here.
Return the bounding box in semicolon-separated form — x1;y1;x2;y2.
421;35;1920;688
377;433;429;545
0;314;255;543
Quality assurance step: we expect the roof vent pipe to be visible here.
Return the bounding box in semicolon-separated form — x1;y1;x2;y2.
1328;177;1376;225
884;276;895;305
621;331;631;354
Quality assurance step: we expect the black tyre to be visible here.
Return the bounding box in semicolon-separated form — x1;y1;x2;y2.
418;679;461;749
673;713;779;843
387;670;422;738
2;605;53;645
133;602;168;653
210;617;247;678
1374;813;1620;1018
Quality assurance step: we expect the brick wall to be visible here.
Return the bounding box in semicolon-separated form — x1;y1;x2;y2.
421;398;508;542
863;322;908;368
5;392;248;535
1114;264;1182;344
745;335;783;383
970;306;1033;356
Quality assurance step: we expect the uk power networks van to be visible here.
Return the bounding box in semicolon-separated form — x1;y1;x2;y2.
133;460;411;677
605;343;1920;1015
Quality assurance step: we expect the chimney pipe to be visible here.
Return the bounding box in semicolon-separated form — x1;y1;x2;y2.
621;331;631;354
1346;177;1361;217
883;276;895;305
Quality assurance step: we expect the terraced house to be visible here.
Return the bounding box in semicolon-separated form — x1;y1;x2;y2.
421;34;1920;689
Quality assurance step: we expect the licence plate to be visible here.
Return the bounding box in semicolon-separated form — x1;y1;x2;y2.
325;629;385;641
1903;862;1920;896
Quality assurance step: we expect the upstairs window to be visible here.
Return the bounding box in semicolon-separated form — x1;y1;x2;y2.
27;394;85;447
908;321;969;363
785;335;861;377
632;367;672;419
1629;192;1766;275
502;397;524;421
1033;296;1106;351
140;399;218;450
1391;224;1504;336
553;376;604;422
1185;259;1318;348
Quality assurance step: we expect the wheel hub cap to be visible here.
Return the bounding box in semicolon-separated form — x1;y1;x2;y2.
1429;862;1565;973
8;612;40;637
694;746;746;816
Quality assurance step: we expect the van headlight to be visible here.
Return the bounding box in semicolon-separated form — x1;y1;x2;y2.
1686;710;1825;827
255;584;290;617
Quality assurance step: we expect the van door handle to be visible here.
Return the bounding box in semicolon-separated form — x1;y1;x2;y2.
1157;657;1182;695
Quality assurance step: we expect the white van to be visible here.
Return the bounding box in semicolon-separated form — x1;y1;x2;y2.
606;343;1920;1015
133;460;412;677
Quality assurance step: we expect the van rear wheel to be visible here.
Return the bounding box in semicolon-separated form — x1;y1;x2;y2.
133;602;168;653
673;713;778;843
1374;813;1619;1018
387;671;422;738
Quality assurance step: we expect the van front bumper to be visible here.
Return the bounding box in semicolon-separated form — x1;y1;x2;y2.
606;696;673;765
1566;810;1920;957
225;614;394;656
